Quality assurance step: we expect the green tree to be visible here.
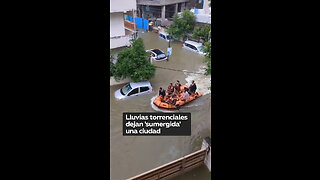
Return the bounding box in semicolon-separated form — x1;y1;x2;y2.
192;24;211;43
168;9;196;41
113;38;156;82
203;42;211;75
110;54;115;77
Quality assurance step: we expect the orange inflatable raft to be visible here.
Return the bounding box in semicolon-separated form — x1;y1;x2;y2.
153;85;203;109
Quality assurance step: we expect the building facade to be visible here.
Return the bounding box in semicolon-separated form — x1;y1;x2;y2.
137;0;189;21
110;0;137;49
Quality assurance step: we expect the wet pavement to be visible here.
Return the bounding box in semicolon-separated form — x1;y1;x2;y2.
110;31;211;180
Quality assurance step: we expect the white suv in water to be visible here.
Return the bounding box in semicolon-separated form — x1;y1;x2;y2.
146;49;167;61
182;40;206;55
114;81;154;100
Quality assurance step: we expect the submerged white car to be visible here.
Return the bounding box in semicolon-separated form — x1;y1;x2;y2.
114;81;154;100
159;32;173;42
146;49;167;61
182;40;206;55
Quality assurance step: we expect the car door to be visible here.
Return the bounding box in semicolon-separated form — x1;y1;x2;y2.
189;44;198;52
159;34;164;40
139;86;150;95
185;43;195;52
127;88;139;97
151;52;156;60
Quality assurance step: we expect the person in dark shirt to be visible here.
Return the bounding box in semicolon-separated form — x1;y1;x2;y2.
167;83;174;95
159;87;166;97
189;80;197;95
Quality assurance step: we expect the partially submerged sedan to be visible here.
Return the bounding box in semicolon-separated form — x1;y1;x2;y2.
146;49;167;61
114;81;154;100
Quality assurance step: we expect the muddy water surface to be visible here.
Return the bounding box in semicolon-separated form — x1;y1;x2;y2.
110;32;212;180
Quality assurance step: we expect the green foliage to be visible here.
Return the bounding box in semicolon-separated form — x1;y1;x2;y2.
113;38;156;82
110;54;115;77
203;42;211;75
168;10;196;41
192;25;211;43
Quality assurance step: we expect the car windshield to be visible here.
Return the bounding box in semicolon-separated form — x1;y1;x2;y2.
198;45;204;52
120;83;132;95
152;49;163;55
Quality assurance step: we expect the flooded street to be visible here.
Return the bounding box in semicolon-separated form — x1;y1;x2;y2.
110;31;211;180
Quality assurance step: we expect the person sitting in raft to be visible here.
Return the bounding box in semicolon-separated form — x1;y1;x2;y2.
188;80;197;95
167;83;174;95
159;87;166;98
167;96;177;105
173;86;179;96
174;80;181;93
181;87;190;102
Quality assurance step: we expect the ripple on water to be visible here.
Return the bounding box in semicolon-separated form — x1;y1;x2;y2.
185;65;211;96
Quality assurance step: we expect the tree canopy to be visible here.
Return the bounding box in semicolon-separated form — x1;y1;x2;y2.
203;42;211;75
113;38;156;82
110;54;115;77
192;24;211;43
167;10;196;41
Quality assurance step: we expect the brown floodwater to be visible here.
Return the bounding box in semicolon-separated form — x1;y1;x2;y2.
110;31;211;180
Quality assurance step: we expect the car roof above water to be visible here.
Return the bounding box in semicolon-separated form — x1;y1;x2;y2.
159;32;169;36
129;81;152;89
150;49;164;55
184;40;203;47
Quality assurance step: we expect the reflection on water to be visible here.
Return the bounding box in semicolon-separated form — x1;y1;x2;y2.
110;31;211;180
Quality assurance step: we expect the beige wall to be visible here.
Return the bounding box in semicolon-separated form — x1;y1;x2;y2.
110;12;125;37
110;35;132;49
110;0;136;13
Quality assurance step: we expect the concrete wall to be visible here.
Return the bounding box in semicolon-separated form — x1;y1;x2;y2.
110;35;132;49
195;14;211;24
201;137;211;171
190;8;211;24
110;0;136;13
110;12;125;37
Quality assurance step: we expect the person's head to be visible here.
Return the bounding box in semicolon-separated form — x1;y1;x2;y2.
177;80;180;83
184;87;187;91
170;83;173;86
160;87;162;90
192;80;194;84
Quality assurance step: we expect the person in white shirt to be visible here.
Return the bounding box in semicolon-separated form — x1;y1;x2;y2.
181;87;190;102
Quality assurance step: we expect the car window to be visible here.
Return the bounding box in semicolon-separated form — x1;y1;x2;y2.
121;83;132;95
190;45;197;50
140;86;149;92
127;88;138;96
198;45;204;52
185;43;194;50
